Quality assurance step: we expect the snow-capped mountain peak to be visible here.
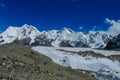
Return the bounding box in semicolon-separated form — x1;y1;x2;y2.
0;24;40;44
19;24;40;37
60;27;74;34
21;24;39;32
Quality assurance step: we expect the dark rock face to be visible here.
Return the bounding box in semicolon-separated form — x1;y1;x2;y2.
75;41;89;47
0;36;4;43
14;37;31;46
59;41;89;47
0;40;4;43
105;34;120;50
31;35;53;46
60;41;73;47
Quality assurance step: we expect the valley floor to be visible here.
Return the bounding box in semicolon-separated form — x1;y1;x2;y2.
32;46;120;80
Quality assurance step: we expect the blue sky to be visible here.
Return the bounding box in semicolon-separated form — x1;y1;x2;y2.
0;0;120;33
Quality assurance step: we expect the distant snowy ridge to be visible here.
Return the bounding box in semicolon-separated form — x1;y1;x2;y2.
0;24;112;48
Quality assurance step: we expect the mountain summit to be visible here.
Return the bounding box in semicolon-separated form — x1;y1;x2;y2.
0;24;112;48
0;24;40;44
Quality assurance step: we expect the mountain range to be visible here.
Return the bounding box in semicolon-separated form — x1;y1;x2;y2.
0;24;115;49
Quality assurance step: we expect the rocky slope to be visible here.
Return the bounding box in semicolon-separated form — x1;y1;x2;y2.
105;34;120;50
0;24;111;48
0;43;95;80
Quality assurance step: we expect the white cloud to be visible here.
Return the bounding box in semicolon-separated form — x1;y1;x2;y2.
88;18;120;36
91;26;97;31
79;26;84;30
0;3;6;8
105;18;120;36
